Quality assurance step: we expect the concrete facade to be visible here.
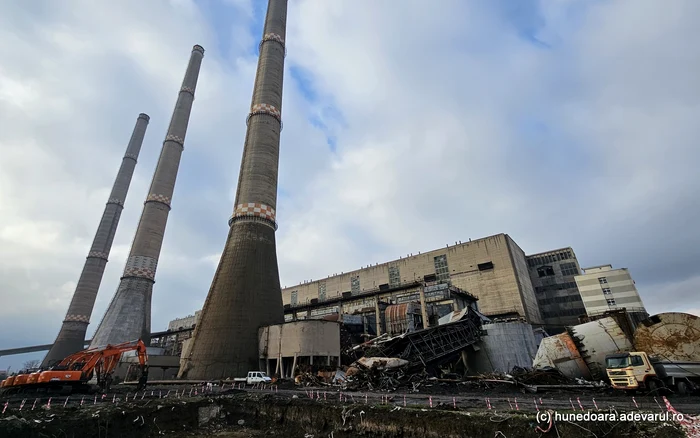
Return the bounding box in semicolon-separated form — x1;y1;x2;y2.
168;311;201;331
43;114;150;366
90;46;204;348
468;321;540;374
526;248;586;333
286;281;478;337
282;234;543;324
181;0;287;379
259;320;340;378
574;265;647;316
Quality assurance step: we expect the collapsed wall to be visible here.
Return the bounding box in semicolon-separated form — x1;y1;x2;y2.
468;321;540;373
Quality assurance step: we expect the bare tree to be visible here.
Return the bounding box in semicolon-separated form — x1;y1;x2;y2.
22;359;40;370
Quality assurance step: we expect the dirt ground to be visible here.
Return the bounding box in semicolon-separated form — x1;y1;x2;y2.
1;383;697;437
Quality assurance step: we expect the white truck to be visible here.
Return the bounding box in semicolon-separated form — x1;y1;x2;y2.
233;371;272;385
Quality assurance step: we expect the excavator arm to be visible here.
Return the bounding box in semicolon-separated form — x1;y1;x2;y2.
31;339;149;391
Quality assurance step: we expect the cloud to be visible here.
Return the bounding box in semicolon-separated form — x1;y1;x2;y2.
1;0;699;370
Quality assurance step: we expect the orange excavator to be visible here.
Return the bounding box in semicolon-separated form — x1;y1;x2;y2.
0;339;148;395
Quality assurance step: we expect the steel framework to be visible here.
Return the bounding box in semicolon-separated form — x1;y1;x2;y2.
366;308;483;367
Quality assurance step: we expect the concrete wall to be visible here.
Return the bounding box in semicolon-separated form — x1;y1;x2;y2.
259;320;340;359
527;248;586;331
507;239;542;324
575;265;646;316
469;321;540;373
168;311;201;331
282;233;543;324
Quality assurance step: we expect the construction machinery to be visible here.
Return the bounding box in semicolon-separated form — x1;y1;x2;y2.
0;339;148;395
606;312;700;395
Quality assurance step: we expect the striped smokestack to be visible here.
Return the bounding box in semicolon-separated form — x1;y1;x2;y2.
180;0;287;379
89;45;204;348
42;113;150;366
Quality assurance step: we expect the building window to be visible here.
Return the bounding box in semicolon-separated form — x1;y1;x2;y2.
291;290;298;305
606;298;616;306
602;288;612;295
351;276;360;294
318;281;326;301
388;266;401;287
434;255;450;283
537;266;555;277
560;262;579;276
477;261;494;271
599;277;608;285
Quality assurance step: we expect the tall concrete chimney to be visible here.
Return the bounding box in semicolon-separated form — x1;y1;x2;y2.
180;0;287;379
89;45;205;348
42;113;150;366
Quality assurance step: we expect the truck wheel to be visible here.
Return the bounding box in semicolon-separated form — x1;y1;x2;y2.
647;379;660;393
676;381;688;396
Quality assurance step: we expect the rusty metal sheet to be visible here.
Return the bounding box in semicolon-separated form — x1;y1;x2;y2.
385;303;421;335
634;312;700;362
532;333;591;380
569;317;633;380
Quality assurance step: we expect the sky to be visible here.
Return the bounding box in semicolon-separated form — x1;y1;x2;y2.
1;0;699;371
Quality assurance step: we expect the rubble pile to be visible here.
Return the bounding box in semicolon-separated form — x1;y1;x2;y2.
309;359;610;394
509;366;572;385
458;366;607;394
343;357;428;391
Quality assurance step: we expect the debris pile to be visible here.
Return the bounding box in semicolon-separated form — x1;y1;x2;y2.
459;367;607;394
342;357;428;391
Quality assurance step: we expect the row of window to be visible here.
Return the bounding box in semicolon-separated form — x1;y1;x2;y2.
536;262;580;278
560;262;579;276
388;266;401;287
541;307;586;318
318;281;327;301
535;282;578;294
434;255;450;283
351;276;360;294
291;254;497;304
527;250;574;268
538;294;583;306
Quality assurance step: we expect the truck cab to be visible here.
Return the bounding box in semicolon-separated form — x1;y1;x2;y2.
606;351;699;394
606;352;656;390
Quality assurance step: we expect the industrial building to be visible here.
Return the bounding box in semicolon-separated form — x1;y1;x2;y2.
285;279;480;337
281;234;543;325
526;248;587;333
168;311;201;331
574;265;648;323
259;320;340;378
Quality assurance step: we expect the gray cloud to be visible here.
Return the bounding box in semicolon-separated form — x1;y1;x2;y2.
1;0;699;370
